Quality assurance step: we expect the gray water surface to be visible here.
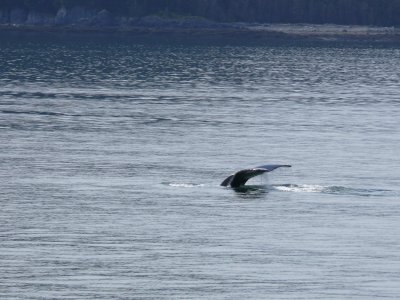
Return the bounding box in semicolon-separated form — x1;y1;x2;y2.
1;33;400;299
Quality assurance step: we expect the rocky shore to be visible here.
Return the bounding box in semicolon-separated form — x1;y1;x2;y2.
1;6;400;42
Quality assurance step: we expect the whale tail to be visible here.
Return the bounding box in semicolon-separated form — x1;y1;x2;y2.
221;164;291;188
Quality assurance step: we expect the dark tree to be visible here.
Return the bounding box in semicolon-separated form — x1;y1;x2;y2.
1;0;400;26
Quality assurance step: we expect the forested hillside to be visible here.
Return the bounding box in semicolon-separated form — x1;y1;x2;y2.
1;0;400;26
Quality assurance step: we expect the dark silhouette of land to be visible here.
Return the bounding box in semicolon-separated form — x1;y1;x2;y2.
2;0;400;26
1;0;400;41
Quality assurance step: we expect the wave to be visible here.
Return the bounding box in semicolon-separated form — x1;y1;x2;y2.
163;181;395;197
272;184;393;197
0;109;67;116
163;182;205;188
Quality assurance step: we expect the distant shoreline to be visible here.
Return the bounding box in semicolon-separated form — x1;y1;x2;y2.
1;23;400;43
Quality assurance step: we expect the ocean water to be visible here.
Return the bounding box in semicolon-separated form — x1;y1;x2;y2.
1;33;400;299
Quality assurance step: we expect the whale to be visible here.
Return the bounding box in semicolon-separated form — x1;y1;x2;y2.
221;164;291;188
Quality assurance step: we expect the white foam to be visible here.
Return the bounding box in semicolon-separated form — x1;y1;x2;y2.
168;183;204;188
274;184;326;193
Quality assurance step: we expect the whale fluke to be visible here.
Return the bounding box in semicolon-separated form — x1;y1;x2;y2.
221;164;291;188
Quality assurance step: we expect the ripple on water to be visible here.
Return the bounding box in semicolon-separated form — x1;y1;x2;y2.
1;33;400;299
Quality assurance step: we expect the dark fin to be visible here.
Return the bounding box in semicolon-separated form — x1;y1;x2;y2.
229;169;267;188
256;164;291;171
222;164;292;188
220;174;234;186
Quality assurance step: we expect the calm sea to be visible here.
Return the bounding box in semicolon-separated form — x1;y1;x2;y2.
1;32;400;299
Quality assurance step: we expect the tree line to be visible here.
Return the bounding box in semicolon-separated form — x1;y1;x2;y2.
1;0;400;26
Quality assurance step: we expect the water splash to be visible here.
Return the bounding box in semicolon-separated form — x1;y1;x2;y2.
273;184;326;193
164;182;205;188
272;184;393;197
